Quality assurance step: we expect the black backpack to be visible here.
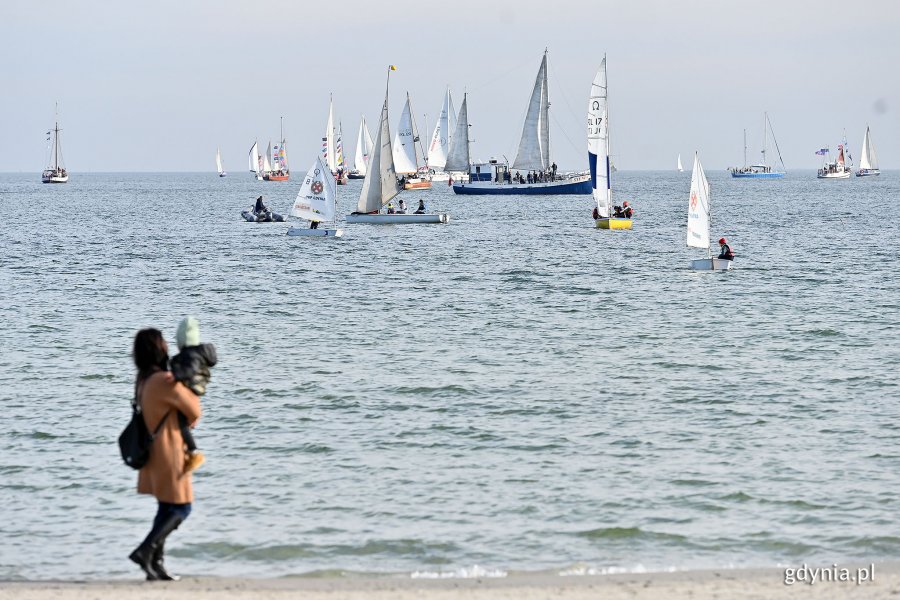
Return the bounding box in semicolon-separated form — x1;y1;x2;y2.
118;388;169;470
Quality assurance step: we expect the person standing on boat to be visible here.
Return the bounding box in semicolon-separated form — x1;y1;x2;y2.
129;328;201;581
414;199;426;214
551;162;557;179
253;196;268;214
718;237;735;260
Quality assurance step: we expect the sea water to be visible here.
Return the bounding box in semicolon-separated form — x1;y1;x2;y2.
0;171;898;579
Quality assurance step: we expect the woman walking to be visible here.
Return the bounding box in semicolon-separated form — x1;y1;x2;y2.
128;328;201;580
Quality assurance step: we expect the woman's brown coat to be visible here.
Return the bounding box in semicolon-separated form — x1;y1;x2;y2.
136;371;201;504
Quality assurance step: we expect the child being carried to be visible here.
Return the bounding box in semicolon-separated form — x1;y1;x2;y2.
170;316;217;473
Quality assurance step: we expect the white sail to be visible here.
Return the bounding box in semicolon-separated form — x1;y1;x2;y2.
513;51;550;171
216;148;223;173
677;154;683;172
444;94;470;173
357;86;400;213
249;142;260;173
354;116;374;175
324;97;337;173
263;142;272;173
687;152;711;251
392;94;420;174
291;156;337;223
859;126;878;170
587;58;610;217
427;87;452;170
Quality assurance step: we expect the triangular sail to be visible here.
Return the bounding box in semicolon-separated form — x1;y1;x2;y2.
249;142;260;173
216;148;223;173
392;94;420;174
357;86;399;213
859;126;878;170
263;142;272;173
677;154;683;172
444;94;470;173
587;58;610;217
427;87;452;170
513;52;550;171
324;97;337;173
291;156;337;223
354;116;373;175
687;153;711;251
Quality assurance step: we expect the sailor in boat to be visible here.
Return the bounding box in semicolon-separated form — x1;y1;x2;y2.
718;238;735;261
254;196;267;214
397;199;407;214
622;201;633;218
310;220;319;229
386;202;396;214
414;199;426;214
551;162;557;179
612;205;625;218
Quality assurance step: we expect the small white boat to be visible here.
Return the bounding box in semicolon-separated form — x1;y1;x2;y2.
687;152;732;271
345;212;449;224
677;154;684;172
347;66;449;225
856;125;880;177
393;93;431;189
216;147;227;177
249;141;263;180
286;155;344;238
425;86;456;183
350;114;374;179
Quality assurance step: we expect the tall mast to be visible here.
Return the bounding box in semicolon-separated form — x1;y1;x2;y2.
743;129;747;168
604;54;611;213
544;48;551;169
54;102;59;171
762;112;768;166
423;112;428;168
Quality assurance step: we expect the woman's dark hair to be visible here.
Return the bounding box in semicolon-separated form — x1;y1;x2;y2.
133;328;169;381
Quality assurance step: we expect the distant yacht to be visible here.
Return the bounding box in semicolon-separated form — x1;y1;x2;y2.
817;142;851;179
856;125;880;177
42;109;68;184
264;117;290;181
677;154;684;172
729;113;785;178
216;147;227;177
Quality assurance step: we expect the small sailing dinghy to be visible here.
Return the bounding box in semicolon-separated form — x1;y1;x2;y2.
323;96;348;184
42;108;68;184
393;93;432;190
287;156;344;238
249;141;263;180
589;57;632;230
348;115;373;179
687;153;732;271
426;87;456;182
345;66;449;225
677;154;684;172
216;148;227;177
856;125;880;177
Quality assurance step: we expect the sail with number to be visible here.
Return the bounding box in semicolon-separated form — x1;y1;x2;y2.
428;87;453;170
291;155;337;223
392;94;421;174
354;116;374;175
859;126;878;170
588;57;610;217
687;153;711;252
513;51;550;171
443;94;470;173
357;86;399;213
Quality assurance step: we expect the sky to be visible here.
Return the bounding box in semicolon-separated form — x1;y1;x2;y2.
2;0;898;172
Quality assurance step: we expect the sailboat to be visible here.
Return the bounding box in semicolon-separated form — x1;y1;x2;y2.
677;154;684;172
42;109;68;184
345;66;449;224
817;141;852;179
216;148;227;177
322;96;348;184
249;141;263;180
730;114;785;178
427;87;456;182
451;50;591;195
444;94;471;183
335;121;348;185
589;57;632;230
263;118;290;181
286;156;344;237
393;93;432;190
348;116;373;180
688;153;732;271
856;125;880;177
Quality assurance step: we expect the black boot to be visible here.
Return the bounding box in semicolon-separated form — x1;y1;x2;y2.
129;514;183;581
151;539;180;581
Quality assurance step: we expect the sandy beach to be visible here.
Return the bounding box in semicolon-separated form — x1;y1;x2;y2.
2;564;897;600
